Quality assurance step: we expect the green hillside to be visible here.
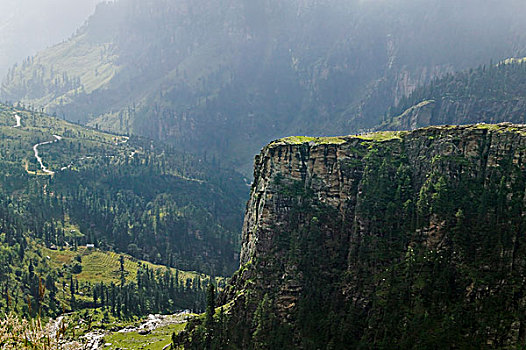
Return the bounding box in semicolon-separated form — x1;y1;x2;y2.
0;103;246;321
42;246;223;287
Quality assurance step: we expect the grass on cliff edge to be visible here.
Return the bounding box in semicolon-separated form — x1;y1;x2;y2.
274;131;406;146
276;136;347;145
276;124;526;148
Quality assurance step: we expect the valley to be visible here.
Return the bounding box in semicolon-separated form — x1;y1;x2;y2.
0;103;245;347
2;0;526;349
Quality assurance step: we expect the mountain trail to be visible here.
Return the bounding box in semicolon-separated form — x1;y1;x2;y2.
13;113;21;127
33;134;62;175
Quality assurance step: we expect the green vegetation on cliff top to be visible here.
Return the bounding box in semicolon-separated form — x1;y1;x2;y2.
273;131;407;146
274;123;526;148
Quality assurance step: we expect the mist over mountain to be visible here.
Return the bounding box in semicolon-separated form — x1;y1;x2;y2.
3;0;526;173
0;0;105;77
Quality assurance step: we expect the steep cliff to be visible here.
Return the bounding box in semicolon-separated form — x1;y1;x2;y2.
180;124;526;349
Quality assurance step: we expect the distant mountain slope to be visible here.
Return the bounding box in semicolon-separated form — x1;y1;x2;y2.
0;0;101;76
0;103;246;276
3;0;526;173
379;59;526;130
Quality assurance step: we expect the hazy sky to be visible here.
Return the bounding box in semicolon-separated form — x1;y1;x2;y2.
0;0;107;76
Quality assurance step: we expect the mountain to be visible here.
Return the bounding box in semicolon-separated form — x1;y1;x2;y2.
379;59;526;130
0;102;247;318
3;0;526;173
178;124;526;348
0;0;102;76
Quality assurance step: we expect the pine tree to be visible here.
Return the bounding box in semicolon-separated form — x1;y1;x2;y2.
253;293;274;349
69;275;75;307
205;283;216;348
120;255;126;287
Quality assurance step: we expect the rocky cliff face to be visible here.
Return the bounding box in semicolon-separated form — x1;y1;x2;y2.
184;124;526;349
241;123;526;264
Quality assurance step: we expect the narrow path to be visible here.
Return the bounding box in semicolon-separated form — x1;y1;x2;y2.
47;315;65;339
33;135;62;175
10;112;62;175
13;114;21;128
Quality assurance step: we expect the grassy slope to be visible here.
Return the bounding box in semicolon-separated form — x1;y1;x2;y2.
3;33;119;109
42;246;220;287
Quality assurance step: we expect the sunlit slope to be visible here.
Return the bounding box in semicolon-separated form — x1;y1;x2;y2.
0;103;128;175
0;103;246;275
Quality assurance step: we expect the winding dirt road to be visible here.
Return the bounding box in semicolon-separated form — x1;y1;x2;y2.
13;114;21;128
9;113;61;175
33;135;62;175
